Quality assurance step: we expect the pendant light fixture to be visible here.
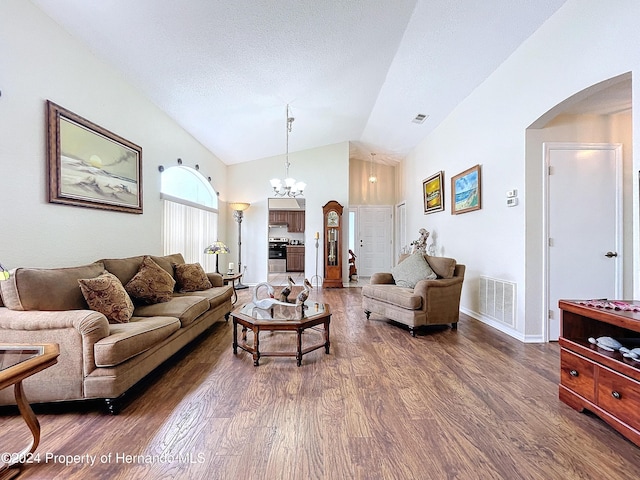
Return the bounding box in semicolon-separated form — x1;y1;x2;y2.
368;152;378;183
270;104;306;197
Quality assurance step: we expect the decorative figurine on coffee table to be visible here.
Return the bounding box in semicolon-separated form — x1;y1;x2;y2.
296;278;313;309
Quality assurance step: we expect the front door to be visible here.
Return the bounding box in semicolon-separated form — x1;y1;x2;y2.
357;206;392;277
545;142;622;341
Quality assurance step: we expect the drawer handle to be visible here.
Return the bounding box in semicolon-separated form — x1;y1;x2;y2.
569;369;579;377
612;391;622;400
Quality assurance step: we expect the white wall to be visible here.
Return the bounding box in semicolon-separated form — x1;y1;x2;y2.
0;0;229;269
402;0;640;341
226;142;349;284
525;112;633;337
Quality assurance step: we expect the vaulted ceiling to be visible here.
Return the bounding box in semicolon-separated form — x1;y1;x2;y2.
33;0;569;165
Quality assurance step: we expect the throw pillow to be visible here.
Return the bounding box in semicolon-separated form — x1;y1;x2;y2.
125;256;176;304
78;271;134;324
173;263;212;292
391;253;437;288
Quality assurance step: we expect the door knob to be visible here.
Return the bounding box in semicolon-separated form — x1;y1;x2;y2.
605;251;618;258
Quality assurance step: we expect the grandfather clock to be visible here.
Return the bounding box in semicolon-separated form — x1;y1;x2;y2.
322;200;344;288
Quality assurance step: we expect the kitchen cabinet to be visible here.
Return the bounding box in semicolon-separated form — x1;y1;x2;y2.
287;211;305;232
268;210;289;224
559;299;640;447
268;210;305;232
286;246;305;272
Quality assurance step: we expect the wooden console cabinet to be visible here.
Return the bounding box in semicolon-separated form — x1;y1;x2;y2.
559;300;640;447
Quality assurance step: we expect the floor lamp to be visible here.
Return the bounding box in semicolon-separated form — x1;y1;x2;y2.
229;202;250;289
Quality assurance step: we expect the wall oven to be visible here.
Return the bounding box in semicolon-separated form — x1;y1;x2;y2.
268;238;288;273
268;238;288;259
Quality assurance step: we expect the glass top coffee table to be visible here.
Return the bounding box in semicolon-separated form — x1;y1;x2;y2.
0;344;60;479
231;302;331;366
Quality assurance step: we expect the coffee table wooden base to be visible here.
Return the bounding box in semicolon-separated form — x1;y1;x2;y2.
232;316;330;366
0;382;41;479
0;343;59;479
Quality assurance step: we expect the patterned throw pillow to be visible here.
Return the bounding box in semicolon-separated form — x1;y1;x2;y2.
173;263;212;292
78;271;134;324
391;253;437;288
125;256;176;304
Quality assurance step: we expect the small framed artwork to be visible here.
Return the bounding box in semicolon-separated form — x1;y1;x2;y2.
47;100;143;214
422;171;444;214
451;164;481;215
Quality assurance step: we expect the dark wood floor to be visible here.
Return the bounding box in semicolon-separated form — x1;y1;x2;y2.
2;287;640;479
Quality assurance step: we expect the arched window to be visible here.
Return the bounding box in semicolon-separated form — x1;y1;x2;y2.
161;166;219;271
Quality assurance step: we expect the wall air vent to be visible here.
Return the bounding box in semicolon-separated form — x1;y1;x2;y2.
412;113;429;124
479;276;516;328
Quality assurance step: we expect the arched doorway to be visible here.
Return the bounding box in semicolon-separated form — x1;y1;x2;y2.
525;72;633;341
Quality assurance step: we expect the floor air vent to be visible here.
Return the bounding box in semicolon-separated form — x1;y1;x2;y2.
479;276;516;328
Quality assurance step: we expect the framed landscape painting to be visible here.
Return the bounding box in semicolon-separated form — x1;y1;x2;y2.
47;101;143;214
451;164;481;215
423;171;444;214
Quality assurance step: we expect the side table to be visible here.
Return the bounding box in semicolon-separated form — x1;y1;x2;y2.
0;343;59;479
221;273;243;305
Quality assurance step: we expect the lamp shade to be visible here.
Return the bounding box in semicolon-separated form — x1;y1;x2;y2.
229;202;250;212
0;262;8;281
204;241;230;255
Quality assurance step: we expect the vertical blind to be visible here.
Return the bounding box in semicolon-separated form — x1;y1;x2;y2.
163;199;218;272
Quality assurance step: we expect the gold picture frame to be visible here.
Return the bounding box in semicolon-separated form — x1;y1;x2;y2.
47;101;142;214
423;170;444;214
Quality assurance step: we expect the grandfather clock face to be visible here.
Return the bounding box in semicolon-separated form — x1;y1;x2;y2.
327;210;339;227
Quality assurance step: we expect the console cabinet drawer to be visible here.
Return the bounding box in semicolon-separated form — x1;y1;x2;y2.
597;367;640;432
560;349;595;402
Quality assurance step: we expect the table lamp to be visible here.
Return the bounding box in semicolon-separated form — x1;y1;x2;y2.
204;241;230;274
0;262;9;281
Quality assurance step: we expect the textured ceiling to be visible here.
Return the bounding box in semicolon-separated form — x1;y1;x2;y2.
32;0;568;165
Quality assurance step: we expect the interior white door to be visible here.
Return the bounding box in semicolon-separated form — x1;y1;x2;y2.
357;206;392;277
395;202;406;261
546;143;622;341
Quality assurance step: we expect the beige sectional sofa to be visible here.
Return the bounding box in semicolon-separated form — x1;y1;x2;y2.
0;253;233;413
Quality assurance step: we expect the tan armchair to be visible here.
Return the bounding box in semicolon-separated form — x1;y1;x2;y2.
362;254;465;336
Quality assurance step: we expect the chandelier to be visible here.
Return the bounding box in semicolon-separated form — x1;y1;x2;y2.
270;104;306;197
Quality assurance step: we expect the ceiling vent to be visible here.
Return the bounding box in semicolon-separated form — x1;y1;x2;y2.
412;113;429;124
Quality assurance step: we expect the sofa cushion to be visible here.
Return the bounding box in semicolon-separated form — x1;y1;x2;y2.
78;271;134;324
391;253;436;288
101;256;145;286
125;256;176;304
425;255;457;279
174;263;212;292
0;262;105;311
150;253;185;278
362;284;423;310
174;285;233;309
94;316;181;367
398;254;457;279
133;295;210;327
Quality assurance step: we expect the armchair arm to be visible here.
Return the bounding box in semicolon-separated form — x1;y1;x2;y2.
370;272;395;285
413;276;464;322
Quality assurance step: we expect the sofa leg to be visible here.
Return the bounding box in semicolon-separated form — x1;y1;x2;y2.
364;310;371;320
104;397;122;415
410;327;416;337
451;322;458;330
225;311;230;322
